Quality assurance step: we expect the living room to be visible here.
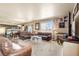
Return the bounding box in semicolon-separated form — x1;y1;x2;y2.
0;3;79;56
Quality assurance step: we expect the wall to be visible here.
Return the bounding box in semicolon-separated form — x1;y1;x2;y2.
0;27;6;34
72;3;79;36
21;17;68;40
21;21;34;32
54;18;69;34
75;18;79;35
33;20;54;33
71;12;75;36
21;17;57;33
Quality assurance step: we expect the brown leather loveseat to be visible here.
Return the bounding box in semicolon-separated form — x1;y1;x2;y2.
37;32;52;41
0;36;32;56
14;31;34;40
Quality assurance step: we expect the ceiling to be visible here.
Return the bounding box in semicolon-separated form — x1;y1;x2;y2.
0;3;74;25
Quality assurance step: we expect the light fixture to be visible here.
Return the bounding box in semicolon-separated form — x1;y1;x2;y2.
17;25;21;27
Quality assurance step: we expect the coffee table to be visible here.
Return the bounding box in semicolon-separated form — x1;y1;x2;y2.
31;35;42;42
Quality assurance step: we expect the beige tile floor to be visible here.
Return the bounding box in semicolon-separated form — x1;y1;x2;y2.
16;39;79;56
17;39;63;56
63;42;79;56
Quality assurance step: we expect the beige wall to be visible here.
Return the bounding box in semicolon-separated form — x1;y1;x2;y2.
75;18;79;35
21;17;68;36
54;18;69;34
21;18;56;33
0;27;5;34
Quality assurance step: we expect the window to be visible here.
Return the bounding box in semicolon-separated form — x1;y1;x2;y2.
40;20;53;31
28;25;32;33
47;20;53;30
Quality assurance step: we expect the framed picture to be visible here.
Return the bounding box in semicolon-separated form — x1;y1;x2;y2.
59;22;65;28
35;23;40;30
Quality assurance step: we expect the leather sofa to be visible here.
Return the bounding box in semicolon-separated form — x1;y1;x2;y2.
15;31;35;40
0;36;32;56
13;31;52;41
37;32;52;41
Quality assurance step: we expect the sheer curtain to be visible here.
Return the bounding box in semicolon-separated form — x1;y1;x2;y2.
28;25;32;33
40;20;53;31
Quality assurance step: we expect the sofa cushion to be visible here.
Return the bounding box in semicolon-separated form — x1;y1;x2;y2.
10;44;32;56
0;51;3;56
1;39;12;56
0;36;32;56
12;43;22;50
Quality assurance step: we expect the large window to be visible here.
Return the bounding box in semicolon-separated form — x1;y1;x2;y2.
24;25;32;33
28;25;32;33
40;20;53;31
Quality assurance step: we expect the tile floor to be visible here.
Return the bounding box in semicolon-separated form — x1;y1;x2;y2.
17;39;63;56
15;39;79;56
